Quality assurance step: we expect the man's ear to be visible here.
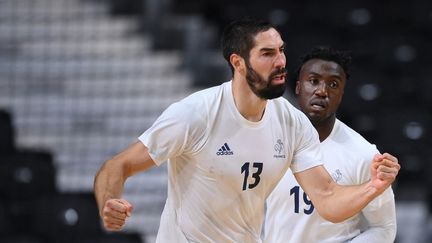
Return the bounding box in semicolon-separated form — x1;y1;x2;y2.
295;81;300;95
230;54;245;74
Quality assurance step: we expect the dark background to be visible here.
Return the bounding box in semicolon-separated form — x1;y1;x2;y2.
0;0;431;242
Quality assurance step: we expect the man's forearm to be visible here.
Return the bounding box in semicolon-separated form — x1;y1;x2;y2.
295;164;395;223
313;182;378;223
94;159;127;213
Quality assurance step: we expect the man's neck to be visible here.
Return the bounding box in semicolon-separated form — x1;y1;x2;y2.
314;116;336;142
231;79;267;122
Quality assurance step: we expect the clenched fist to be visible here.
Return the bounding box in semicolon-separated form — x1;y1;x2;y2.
370;153;400;194
101;198;133;231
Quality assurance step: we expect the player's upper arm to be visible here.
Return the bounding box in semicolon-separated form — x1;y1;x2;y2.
110;140;156;178
294;165;335;205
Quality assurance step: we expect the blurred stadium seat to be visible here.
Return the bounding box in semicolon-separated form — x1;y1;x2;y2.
377;106;431;156
0;109;15;155
0;149;56;235
0;150;56;200
32;193;102;242
376;106;432;196
1;203;49;242
0;235;48;243
79;232;144;243
31;192;145;242
0;202;14;236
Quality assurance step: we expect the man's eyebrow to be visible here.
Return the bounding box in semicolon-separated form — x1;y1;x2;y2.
259;47;275;52
307;71;321;77
307;71;343;80
259;43;285;52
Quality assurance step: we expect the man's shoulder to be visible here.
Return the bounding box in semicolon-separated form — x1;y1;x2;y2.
271;97;305;117
334;119;375;147
329;120;379;161
165;82;228;126
184;81;227;101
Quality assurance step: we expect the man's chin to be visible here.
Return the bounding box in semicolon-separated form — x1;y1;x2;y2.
307;112;324;123
261;87;286;99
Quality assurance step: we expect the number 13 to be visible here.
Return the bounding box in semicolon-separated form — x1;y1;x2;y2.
241;162;263;190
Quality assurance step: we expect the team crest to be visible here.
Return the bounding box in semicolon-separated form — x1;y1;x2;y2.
273;139;286;158
331;169;343;182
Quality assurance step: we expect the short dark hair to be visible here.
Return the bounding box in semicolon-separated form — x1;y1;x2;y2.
296;46;352;80
221;17;277;74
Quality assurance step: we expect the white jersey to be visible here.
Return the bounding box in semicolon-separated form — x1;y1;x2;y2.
139;81;323;243
264;119;396;243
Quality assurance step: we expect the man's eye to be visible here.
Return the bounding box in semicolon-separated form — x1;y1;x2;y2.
330;81;338;88
309;78;319;84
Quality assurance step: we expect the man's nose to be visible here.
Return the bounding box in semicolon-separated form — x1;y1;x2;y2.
315;82;328;97
274;52;286;68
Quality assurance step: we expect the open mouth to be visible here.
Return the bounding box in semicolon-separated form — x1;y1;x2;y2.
272;73;286;83
310;100;327;110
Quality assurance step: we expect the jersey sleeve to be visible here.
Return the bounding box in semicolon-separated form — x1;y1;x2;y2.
138;101;206;166
353;142;397;242
356;143;378;184
356;143;396;207
350;187;397;242
290;111;324;173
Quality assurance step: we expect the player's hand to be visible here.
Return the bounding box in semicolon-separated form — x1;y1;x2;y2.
370;153;400;193
101;198;133;231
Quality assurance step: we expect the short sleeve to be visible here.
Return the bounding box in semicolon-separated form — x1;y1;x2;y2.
291;111;324;173
139;101;206;166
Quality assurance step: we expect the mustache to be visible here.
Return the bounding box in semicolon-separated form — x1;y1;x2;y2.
269;68;287;80
310;98;328;107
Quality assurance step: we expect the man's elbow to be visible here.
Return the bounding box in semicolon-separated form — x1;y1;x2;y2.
315;207;351;223
359;225;397;243
388;227;397;242
320;214;346;223
376;224;397;242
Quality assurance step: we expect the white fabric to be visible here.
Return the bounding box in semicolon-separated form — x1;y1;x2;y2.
264;119;396;243
139;81;323;243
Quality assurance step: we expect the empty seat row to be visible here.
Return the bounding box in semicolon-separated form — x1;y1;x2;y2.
0;109;144;242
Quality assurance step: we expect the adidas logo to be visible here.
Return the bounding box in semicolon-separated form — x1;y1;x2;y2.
216;143;234;156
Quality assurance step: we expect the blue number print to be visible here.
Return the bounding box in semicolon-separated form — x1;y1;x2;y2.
241;162;263;190
290;186;314;214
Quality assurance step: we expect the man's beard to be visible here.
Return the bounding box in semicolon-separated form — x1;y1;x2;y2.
245;61;287;100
